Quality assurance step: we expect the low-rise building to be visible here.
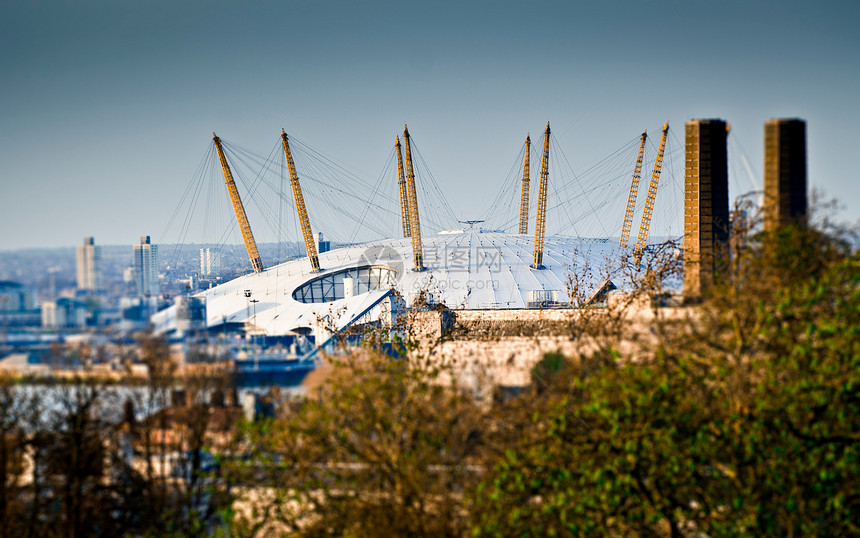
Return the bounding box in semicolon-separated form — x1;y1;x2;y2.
41;298;87;329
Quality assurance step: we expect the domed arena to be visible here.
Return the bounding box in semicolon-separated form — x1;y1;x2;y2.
153;230;628;337
153;122;684;342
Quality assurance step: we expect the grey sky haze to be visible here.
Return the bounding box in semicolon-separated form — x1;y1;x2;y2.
2;0;858;249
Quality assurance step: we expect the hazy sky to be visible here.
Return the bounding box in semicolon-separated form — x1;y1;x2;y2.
2;0;858;250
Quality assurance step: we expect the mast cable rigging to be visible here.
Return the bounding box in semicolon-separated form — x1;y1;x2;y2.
213;132;264;273
395;136;412;237
532;122;551;269
633;122;669;256
281;129;321;273
619;130;648;248
519;133;531;234
403;125;425;271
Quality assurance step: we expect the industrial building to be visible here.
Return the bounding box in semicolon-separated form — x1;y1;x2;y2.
764;118;807;232
683;119;730;297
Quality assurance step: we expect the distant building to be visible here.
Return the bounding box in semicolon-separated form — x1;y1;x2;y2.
119;296;153;333
200;248;221;278
0;281;34;312
317;232;331;254
0;282;40;329
133;236;160;297
0;352;50;376
76;236;102;291
175;296;207;334
42;298;87;329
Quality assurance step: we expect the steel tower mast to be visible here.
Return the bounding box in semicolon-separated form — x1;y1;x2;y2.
518;133;531;234
619;130;648;248
634;122;669;256
403;125;424;271
281;129;321;273
213;132;264;273
532;122;550;269
395;136;412;238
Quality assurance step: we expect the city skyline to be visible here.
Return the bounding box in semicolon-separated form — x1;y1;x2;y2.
2;0;859;250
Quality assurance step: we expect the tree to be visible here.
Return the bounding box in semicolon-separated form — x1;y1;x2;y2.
0;374;35;538
129;332;238;537
231;348;487;537
472;218;860;536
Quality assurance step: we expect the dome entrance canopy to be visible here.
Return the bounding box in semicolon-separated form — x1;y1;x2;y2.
292;265;398;304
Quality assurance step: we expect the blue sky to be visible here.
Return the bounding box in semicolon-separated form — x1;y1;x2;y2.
2;0;858;249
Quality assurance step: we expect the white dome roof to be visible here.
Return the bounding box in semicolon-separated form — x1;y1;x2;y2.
154;230;628;336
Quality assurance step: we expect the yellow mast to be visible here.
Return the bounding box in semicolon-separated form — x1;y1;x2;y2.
395;136;412;238
619;130;648;248
281;129;321;273
532;122;550;269
403;125;424;271
212;132;264;273
518;134;531;235
633;122;669;256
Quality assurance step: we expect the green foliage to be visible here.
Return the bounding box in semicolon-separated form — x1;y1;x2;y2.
232;351;488;537
7;221;854;536
472;224;860;536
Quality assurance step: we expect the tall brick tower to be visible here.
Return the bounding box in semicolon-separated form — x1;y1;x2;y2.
764;118;807;232
684;119;730;298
